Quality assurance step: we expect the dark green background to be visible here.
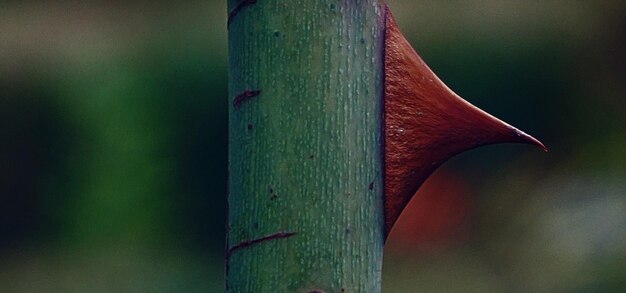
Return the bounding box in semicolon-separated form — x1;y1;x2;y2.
1;1;624;291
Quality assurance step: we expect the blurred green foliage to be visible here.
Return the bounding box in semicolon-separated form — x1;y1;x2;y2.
0;1;624;292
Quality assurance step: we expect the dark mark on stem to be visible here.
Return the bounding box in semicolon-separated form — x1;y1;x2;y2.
233;90;261;108
227;0;257;26
269;187;277;200
229;231;297;254
309;154;315;159
247;123;253;130
368;181;374;190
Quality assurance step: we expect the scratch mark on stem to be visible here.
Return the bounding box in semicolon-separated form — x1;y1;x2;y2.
229;231;296;254
228;0;258;27
233;90;261;108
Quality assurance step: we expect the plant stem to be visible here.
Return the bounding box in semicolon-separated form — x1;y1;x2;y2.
227;0;386;292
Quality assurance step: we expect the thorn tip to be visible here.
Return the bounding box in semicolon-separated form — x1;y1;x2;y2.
509;127;548;152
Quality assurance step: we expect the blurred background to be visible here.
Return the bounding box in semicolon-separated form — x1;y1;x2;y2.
0;0;624;292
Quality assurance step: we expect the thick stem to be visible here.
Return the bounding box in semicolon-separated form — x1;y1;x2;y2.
227;0;386;292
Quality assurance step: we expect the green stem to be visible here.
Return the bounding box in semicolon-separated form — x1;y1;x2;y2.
227;0;386;292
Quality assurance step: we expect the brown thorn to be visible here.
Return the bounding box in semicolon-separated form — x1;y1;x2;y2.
382;7;547;238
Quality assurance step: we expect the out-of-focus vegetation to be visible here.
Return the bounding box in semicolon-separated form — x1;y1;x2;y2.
0;1;624;292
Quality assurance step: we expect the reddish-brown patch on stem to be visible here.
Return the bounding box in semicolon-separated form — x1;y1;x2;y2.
383;8;545;238
233;89;261;108
227;0;257;27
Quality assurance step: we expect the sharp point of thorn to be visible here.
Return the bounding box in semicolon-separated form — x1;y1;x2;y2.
510;127;548;152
